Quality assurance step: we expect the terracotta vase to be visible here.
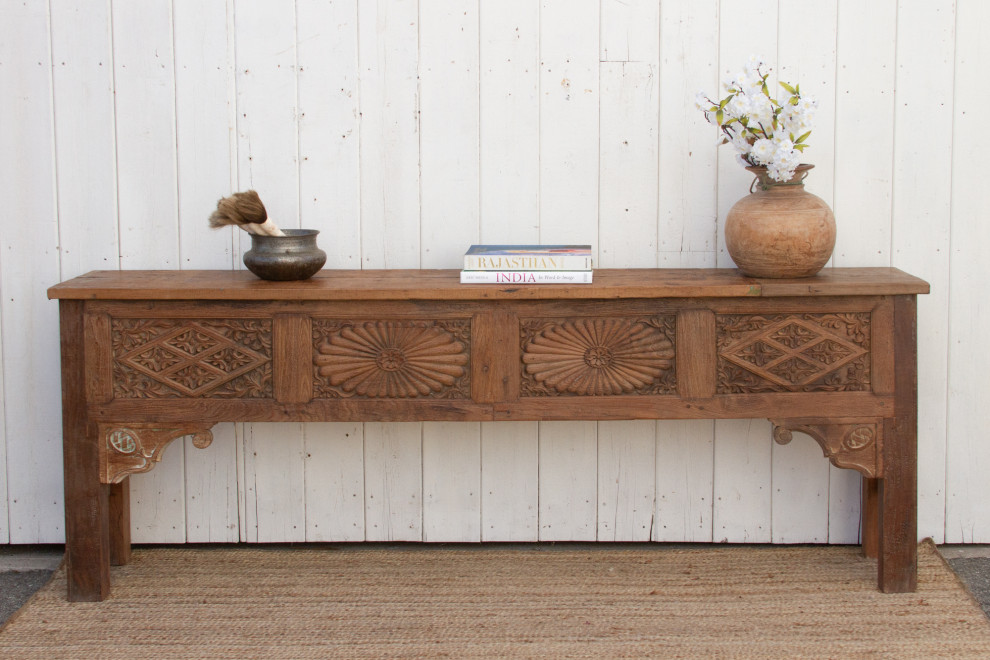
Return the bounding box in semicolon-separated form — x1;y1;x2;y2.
725;164;836;278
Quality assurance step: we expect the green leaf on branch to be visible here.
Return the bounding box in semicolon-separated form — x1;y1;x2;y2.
779;81;798;95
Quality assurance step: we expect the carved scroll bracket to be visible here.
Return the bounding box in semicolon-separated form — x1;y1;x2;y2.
98;423;216;484
770;418;883;478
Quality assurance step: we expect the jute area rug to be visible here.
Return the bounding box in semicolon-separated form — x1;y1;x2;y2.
2;541;989;659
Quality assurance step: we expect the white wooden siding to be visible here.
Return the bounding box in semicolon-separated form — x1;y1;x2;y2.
1;0;984;545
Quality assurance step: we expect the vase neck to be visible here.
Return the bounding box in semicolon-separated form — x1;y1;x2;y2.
746;164;813;192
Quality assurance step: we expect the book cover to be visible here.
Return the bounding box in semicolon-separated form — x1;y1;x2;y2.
460;270;593;284
463;245;593;271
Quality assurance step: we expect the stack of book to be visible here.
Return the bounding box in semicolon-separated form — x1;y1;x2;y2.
459;245;593;284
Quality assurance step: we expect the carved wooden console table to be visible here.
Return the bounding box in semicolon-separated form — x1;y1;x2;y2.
48;268;928;601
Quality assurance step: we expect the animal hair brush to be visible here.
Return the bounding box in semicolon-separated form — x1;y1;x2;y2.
208;190;285;236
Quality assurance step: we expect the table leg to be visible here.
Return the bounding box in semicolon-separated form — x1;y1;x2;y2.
861;477;879;559
60;300;112;601
110;478;132;566
877;295;918;593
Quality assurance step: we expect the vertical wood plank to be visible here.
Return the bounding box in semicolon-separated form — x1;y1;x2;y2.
0;309;6;544
946;0;990;543
423;422;481;542
676;309;716;398
58;301;109;600
481;421;539;541
418;4;482;541
770;434;829;543
49;0;118;278
713;420;772;543
658;0;719;267
174;0;237;270
274;315;313;403
421;0;480;268
296;0;361;268
242;423;306;542
184;424;239;543
828;468;863;544
304;422;365;542
600;0;660;63
1;0;65;544
357;0;421;269
655;420;714;542
879;295;918;592
112;0;179;269
108;480;131;566
891;0;954;544
539;421;597;541
598;61;659;267
479;0;540;243
539;0;599;244
832;0;897;267
130;445;186;544
597;420;655;541
364;422;422;541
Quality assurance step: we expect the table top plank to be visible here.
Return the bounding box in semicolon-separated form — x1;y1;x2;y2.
47;268;929;301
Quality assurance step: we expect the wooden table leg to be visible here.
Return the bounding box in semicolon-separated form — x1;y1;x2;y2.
861;477;879;559
60;300;112;601
110;478;132;566
877;295;918;593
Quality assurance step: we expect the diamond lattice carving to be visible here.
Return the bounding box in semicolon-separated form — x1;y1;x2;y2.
113;320;272;398
718;315;869;393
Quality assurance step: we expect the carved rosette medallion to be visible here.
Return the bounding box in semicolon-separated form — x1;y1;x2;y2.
312;320;471;398
520;317;676;396
99;423;215;484
112;319;272;398
716;313;870;393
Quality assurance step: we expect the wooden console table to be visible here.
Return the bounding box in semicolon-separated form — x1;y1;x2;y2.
48;268;928;601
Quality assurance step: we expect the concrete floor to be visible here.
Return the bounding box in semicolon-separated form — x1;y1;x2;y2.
2;545;989;627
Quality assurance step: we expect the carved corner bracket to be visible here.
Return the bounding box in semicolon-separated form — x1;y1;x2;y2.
770;418;883;478
98;423;216;484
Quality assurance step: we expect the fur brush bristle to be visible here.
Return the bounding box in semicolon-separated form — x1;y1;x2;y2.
208;190;285;236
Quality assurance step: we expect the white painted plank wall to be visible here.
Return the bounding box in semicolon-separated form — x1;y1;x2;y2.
3;0;989;546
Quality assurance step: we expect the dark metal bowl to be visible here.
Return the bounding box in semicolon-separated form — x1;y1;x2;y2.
243;229;327;281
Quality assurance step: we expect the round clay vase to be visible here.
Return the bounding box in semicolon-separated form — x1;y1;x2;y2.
725;164;836;278
243;229;327;281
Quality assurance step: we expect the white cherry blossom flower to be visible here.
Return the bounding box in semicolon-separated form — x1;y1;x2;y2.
697;56;815;181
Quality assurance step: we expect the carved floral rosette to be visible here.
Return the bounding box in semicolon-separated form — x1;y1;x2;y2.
716;313;870;394
312;319;471;398
520;316;676;396
112;319;273;398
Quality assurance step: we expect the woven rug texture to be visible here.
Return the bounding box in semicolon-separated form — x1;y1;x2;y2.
1;541;988;659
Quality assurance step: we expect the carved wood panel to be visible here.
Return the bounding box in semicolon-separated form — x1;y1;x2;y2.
111;319;273;398
519;316;676;396
716;313;870;393
771;418;882;478
312;319;471;399
99;423;215;484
